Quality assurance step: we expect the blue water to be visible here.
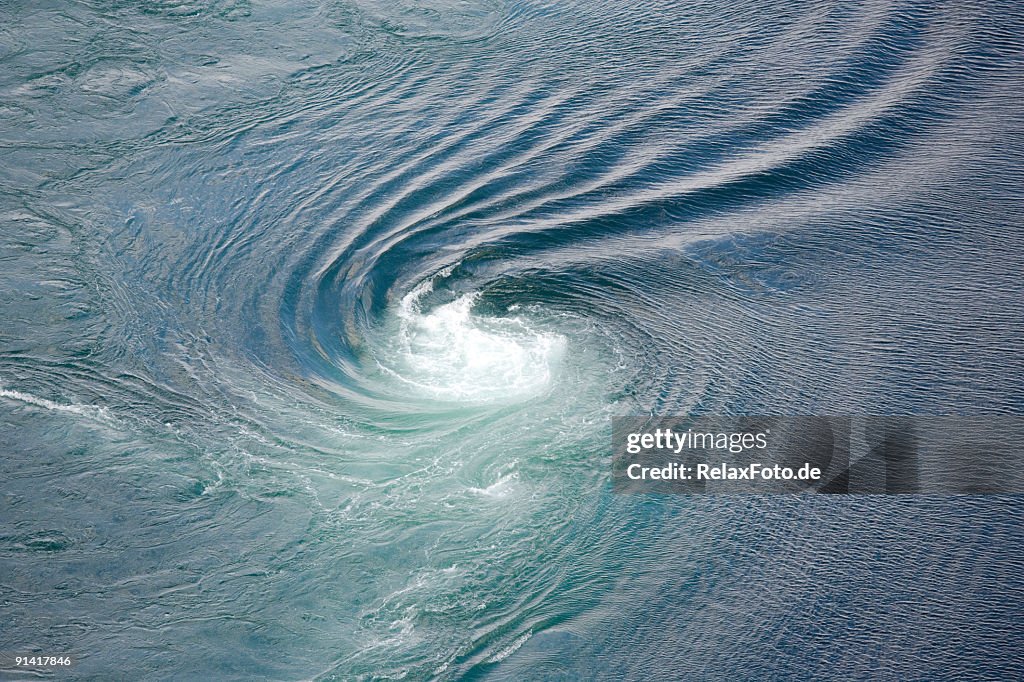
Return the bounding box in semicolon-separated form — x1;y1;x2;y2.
2;0;1024;679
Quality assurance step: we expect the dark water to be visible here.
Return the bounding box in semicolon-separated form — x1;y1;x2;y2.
2;0;1024;679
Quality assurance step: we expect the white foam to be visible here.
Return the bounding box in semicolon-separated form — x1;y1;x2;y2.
489;630;532;663
468;471;519;498
381;280;566;404
0;385;110;422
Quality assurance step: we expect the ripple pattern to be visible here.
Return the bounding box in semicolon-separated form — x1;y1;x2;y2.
2;0;1024;679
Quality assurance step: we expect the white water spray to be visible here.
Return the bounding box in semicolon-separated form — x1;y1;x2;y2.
378;278;566;404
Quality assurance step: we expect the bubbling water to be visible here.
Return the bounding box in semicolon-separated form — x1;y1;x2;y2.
376;277;567;404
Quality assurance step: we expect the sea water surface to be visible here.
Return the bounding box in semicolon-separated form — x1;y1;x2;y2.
2;0;1024;679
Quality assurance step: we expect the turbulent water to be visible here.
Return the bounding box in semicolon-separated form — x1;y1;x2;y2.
2;0;1024;679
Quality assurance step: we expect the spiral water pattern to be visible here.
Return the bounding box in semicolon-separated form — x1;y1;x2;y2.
2;0;1024;678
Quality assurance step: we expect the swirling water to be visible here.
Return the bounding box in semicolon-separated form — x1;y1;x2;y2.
2;0;1024;679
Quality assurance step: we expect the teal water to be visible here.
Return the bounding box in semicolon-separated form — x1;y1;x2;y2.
2;0;1024;679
